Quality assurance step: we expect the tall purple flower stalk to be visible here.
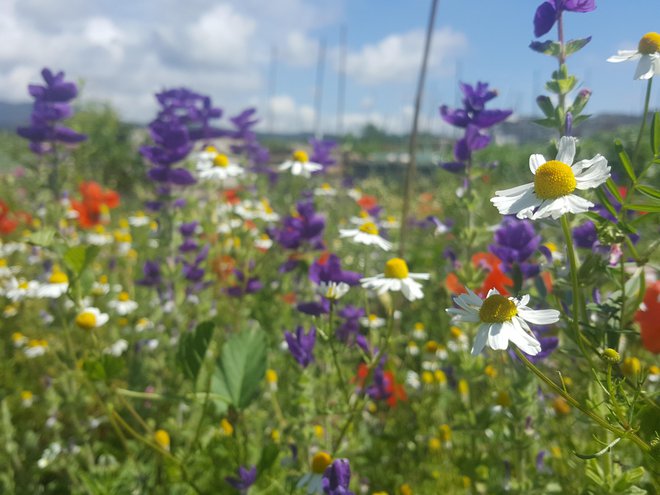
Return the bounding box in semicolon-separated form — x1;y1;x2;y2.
322;459;355;495
439;82;511;175
533;0;596;38
284;325;316;368
225;465;257;493
17;68;87;155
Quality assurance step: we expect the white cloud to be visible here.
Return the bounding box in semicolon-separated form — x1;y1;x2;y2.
282;31;319;68
345;27;467;85
266;95;315;133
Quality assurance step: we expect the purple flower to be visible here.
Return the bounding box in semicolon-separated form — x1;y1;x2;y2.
572;221;598;249
309;254;361;286
17;68;86;154
309;138;337;170
322;459;354;495
336;305;366;343
270;199;325;251
533;0;596;38
297;299;330;316
489;218;541;279
226;269;263;297
137;260;163;287
284;326;316;368
225;465;257;492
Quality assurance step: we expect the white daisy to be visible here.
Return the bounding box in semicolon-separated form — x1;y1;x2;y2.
104;339;129;356
108;292;138;315
491;136;610;220
279;150;323;178
339;222;392;251
314;183;337;196
128;211;151;227
36;270;69;299
24;339;49;358
607;32;660;80
0;258;20;278
446;287;560;356
75;307;109;330
317;281;350;301
196;146;244;181
359;313;386;329
3;277;40;301
360;258;430;302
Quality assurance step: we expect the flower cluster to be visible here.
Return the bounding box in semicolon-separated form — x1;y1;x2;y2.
17;68;86;155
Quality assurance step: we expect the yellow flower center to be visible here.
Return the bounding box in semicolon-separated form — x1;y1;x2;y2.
534;160;576;199
0;259;6;267
205;145;218;154
118;291;131;302
11;332;24;343
384;258;409;279
368;314;378;322
292;150;309;163
321;183;332;190
99;275;108;284
479;294;517;323
265;369;278;384
75;311;97;330
638;32;660;54
220;418;234;436
21;390;33;401
18;281;29;290
49;271;68;284
359;222;379;235
311;451;333;474
213;154;229;167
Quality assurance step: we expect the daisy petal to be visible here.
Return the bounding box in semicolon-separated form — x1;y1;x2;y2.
518;307;561;325
556;136;576;165
634;55;654;80
529;154;546;174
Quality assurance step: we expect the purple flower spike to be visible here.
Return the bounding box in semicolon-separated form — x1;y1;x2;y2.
284;326;316;368
489;218;541;279
322;459;354;495
225;465;257;492
533;0;596;38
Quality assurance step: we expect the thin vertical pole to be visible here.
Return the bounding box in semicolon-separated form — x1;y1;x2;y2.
399;0;440;257
267;46;278;133
337;25;347;137
314;39;327;139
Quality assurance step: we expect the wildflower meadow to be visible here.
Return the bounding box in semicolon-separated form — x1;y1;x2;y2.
1;1;659;494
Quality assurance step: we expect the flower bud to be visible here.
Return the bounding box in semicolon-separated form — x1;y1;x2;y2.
602;348;621;364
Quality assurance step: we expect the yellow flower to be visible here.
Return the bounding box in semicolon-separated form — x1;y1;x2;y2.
484;365;498;379
311;451;332;474
457;379;469;398
439;424;452;444
313;424;324;440
421;371;434;385
552;397;571;416
428;437;441;451
270;429;281;443
621;357;641;377
220;418;234;436
399;483;413;495
433;370;447;384
265;369;278;385
154;429;170;451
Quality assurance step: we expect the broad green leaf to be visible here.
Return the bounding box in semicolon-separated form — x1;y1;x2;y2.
213;324;267;410
651;111;660;156
636;184;660;200
177;321;215;382
63;245;100;277
26;227;58;247
614;140;636;181
565;36;592;56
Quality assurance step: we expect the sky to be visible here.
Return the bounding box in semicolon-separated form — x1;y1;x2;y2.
1;0;658;134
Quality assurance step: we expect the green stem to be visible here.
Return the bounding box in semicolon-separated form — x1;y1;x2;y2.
632;78;653;162
513;348;650;454
327;302;349;402
560;215;592;366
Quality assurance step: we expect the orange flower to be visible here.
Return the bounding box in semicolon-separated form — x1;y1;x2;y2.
636;280;660;354
445;253;512;297
211;255;236;280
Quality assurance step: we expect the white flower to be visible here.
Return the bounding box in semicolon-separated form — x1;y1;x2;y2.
0;258;20;278
36;270;69;299
359;314;386;329
104;339;129;356
314;183;337;196
87;232;113;246
339;222;392;251
360;258;429;302
24;339;49;358
108;292;138;315
412;322;427;340
491;136;610;220
254;234;273;251
196;146;245;181
607;32;660;80
446;287;560;356
75;307;109;330
3;278;40;301
279;150;323;178
317;281;350;301
128;211;151;227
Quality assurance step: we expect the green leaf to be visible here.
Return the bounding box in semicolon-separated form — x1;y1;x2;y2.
636;184;660;200
546;76;576;95
604;178;624;203
565;36;592;56
63;245;100;277
213;324;267;410
26;227;58;247
651;111;660;156
536;96;555;118
595;188;619;220
533;118;558;129
82;355;125;382
614;140;636;181
177;321;215;382
529;40;560;56
573;437;621;460
256;442;280;475
625;202;660;213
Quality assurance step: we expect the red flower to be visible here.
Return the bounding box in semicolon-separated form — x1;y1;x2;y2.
445;252;512;297
0;200;30;236
356;194;378;211
71;181;120;228
636;280;660;354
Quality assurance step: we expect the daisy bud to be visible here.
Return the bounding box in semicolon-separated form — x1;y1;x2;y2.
311;451;332;474
601;348;621;364
154;429;170;451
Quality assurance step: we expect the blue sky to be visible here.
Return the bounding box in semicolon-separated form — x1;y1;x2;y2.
1;0;658;133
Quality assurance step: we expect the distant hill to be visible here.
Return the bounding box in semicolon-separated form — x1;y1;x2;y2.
0;102;32;129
